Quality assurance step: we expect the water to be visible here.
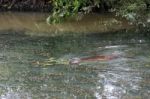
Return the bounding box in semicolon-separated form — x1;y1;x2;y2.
0;12;132;36
0;29;149;99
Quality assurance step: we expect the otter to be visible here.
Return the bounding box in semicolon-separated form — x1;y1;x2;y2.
69;52;121;65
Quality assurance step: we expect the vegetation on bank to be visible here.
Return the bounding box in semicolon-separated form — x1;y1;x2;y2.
0;0;150;25
47;0;150;24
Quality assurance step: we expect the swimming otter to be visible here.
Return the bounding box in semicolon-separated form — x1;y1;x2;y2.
69;52;121;65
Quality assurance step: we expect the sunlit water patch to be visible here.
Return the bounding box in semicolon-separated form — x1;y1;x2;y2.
0;30;149;99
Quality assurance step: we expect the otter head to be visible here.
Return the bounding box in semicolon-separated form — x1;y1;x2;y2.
69;58;81;65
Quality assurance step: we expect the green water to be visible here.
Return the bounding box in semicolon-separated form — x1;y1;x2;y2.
0;30;150;99
0;12;132;36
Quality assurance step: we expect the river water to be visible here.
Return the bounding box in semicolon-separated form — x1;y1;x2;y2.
0;12;132;36
0;12;149;99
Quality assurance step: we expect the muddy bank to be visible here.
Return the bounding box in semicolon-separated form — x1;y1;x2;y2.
0;12;134;36
0;0;52;12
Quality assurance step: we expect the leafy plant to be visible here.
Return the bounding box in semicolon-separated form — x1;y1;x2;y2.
47;0;101;24
47;0;150;24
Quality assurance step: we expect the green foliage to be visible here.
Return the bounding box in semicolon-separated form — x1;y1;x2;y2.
116;0;147;22
47;0;100;24
47;0;150;24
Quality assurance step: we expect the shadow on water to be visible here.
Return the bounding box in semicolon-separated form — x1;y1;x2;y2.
0;12;133;36
0;28;150;99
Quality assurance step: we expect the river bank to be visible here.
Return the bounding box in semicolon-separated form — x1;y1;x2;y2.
0;12;135;36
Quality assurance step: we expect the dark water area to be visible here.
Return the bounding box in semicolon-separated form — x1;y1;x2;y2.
0;29;149;99
0;12;133;36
